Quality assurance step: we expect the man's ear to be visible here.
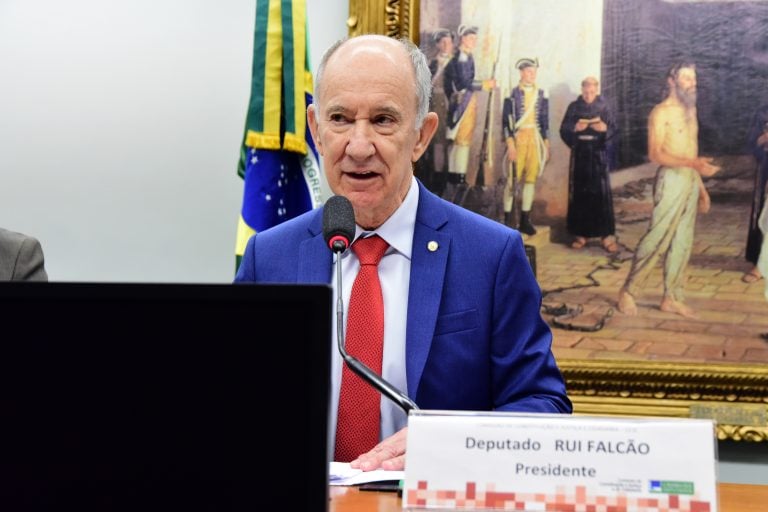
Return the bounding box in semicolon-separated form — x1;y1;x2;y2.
307;104;323;155
411;112;439;162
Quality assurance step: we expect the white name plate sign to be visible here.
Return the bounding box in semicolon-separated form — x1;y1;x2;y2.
403;410;718;512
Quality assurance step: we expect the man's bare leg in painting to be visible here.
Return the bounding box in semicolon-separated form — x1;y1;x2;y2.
616;63;719;319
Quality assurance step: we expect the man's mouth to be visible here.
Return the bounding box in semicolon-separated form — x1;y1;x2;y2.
345;171;379;180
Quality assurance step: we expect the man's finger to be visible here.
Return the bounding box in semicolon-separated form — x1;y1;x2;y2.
381;454;406;471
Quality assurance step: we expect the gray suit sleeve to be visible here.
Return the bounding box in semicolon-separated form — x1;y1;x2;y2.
15;236;48;281
1;230;49;281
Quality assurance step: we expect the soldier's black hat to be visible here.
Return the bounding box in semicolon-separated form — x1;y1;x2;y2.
458;24;478;37
516;57;539;70
432;28;453;44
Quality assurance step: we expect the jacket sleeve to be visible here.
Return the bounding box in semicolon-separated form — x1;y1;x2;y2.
539;90;549;140
490;232;572;413
502;97;514;141
559;101;577;149
13;236;48;282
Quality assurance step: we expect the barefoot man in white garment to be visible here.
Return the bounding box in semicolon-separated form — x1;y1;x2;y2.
617;63;720;319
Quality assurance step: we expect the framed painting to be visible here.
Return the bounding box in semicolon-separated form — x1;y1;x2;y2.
347;0;768;442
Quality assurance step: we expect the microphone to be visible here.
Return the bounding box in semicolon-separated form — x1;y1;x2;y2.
322;195;356;252
322;195;419;415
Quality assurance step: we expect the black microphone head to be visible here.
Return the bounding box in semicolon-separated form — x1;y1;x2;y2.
322;195;356;253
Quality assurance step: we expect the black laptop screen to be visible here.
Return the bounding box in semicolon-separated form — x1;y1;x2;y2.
0;282;331;511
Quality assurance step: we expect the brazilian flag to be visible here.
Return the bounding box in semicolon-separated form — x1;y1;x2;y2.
235;0;323;270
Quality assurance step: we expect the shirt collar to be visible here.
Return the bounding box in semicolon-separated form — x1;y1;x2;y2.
353;176;418;260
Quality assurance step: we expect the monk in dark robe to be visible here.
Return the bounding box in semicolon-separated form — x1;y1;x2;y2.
560;76;618;252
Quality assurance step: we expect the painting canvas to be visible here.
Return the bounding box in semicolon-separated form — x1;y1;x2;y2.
417;0;768;367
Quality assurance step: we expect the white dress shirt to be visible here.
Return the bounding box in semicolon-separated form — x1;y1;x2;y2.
329;176;419;455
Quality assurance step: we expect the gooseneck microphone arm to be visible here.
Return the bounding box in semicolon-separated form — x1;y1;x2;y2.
333;246;419;414
323;194;418;416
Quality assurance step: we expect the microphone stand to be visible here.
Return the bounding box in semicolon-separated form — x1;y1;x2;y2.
333;244;419;414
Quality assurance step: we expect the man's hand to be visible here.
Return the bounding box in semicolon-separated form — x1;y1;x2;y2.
349;427;408;471
593;120;608;132
574;121;589;132
696;175;712;213
757;132;768;149
698;187;711;213
693;157;720;177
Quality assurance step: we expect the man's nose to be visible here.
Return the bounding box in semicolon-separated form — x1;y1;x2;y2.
345;121;375;159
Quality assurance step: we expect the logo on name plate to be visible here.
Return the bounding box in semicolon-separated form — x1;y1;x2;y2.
649;480;695;495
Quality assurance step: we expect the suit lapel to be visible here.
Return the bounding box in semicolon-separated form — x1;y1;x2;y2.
406;183;450;399
298;209;333;284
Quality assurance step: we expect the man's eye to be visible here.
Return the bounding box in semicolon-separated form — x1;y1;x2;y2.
329;113;348;123
374;116;395;126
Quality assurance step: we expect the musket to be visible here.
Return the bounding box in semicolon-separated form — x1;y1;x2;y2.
476;35;503;187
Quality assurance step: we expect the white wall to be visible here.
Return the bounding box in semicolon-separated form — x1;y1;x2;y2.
307;0;348;78
0;0;347;282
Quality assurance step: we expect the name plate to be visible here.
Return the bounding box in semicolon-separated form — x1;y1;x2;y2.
403;410;718;511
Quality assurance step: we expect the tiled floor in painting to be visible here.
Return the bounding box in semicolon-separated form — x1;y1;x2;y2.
527;156;768;364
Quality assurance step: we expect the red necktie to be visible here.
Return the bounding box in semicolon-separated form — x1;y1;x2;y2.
334;235;390;462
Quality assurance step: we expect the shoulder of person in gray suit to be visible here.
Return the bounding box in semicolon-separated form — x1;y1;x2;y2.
0;227;48;281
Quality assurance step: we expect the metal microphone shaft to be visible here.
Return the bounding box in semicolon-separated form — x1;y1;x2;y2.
324;194;418;415
334;253;419;414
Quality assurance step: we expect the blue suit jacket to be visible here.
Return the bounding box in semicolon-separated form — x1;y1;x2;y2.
235;181;571;414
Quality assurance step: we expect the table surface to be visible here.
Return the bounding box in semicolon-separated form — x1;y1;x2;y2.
329;482;768;512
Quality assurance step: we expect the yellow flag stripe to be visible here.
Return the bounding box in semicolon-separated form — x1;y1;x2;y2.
304;69;313;95
262;0;283;138
235;215;257;258
286;0;307;152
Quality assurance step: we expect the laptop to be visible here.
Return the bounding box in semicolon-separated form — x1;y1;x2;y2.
0;281;332;511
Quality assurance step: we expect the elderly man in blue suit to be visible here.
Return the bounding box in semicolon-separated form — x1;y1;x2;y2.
235;34;571;471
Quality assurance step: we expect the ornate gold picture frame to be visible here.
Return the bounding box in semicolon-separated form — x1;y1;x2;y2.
347;0;768;442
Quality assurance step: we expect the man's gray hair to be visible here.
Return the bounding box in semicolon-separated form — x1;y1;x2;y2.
314;35;432;128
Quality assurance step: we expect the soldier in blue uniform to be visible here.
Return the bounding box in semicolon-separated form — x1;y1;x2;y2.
442;25;496;204
502;58;549;234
